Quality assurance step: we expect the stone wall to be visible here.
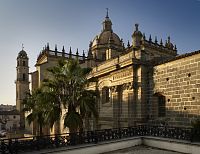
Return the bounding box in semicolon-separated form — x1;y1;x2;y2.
152;52;200;127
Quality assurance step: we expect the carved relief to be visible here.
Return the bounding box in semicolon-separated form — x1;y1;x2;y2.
127;82;133;90
122;82;133;90
112;69;133;81
111;86;118;92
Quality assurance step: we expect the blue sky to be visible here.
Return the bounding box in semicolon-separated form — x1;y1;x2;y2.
0;0;199;105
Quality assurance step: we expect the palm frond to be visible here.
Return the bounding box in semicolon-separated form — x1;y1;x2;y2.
64;111;83;131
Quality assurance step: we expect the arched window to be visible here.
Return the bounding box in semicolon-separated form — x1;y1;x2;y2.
102;87;110;104
23;61;26;66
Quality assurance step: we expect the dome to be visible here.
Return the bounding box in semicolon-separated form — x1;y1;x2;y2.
92;31;122;47
91;10;122;48
17;50;28;59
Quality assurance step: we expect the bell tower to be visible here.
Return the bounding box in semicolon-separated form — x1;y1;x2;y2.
16;45;29;128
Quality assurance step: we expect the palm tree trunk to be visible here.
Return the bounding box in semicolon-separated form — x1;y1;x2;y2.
54;120;60;134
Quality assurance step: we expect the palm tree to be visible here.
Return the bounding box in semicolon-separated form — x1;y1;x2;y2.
42;59;69;134
41;87;62;134
43;58;98;133
23;88;47;136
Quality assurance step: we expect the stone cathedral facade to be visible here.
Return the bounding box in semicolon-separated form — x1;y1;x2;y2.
16;12;200;134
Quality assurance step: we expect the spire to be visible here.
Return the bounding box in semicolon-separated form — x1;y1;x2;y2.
68;47;72;59
55;44;57;56
160;39;163;46
127;40;130;48
62;46;65;52
106;8;109;18
69;46;72;55
76;48;79;60
135;23;139;31
76;48;79;55
82;50;85;61
143;33;146;40
62;46;65;57
149;35;152;42
22;43;24;50
47;43;50;50
55;44;57;51
155;36;158;44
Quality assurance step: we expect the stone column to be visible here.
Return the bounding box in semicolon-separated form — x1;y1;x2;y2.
132;64;139;125
111;86;121;128
125;82;135;126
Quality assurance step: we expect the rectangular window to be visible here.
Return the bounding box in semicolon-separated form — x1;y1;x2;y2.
102;87;110;104
23;74;26;81
23;61;25;66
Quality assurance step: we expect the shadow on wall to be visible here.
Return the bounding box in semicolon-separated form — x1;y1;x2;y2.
147;63;200;128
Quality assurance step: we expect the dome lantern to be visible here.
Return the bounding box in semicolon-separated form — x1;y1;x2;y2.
102;8;112;32
90;10;123;61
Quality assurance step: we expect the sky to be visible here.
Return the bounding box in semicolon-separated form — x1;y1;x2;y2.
0;0;200;105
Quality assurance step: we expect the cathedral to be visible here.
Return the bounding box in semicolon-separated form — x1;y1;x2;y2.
16;11;200;134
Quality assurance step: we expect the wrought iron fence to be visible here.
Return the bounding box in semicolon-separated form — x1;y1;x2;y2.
0;125;198;154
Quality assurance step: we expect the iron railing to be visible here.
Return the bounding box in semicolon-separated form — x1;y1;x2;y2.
0;125;198;154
